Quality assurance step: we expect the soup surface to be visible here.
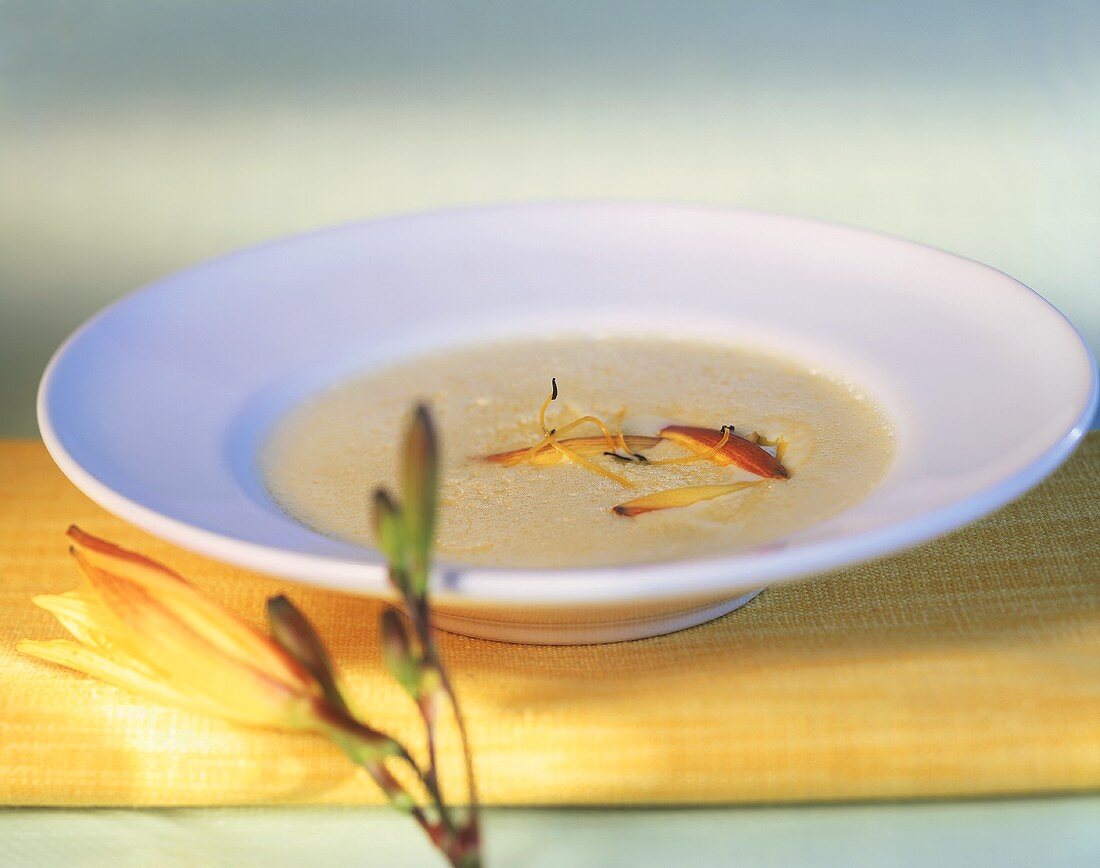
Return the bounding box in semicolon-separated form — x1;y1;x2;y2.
262;337;895;568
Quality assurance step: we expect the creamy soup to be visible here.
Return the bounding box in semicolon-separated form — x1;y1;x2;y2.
262;337;895;568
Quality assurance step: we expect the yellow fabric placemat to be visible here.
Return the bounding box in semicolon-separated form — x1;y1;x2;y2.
1;437;1098;807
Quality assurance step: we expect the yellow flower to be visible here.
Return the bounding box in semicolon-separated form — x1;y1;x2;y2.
19;527;327;729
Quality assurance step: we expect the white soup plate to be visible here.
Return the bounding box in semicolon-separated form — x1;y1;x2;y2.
38;204;1098;643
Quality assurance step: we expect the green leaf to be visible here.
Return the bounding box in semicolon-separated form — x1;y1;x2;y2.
401;404;438;593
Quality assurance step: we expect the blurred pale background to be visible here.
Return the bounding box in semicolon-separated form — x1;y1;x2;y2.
2;0;1098;436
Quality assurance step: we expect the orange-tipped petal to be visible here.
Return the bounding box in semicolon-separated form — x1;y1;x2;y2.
17;639;240;722
23;531;344;731
67;527;310;689
31;590;146;666
485;435;661;465
73;555;316;726
659;426;789;479
612;482;761;517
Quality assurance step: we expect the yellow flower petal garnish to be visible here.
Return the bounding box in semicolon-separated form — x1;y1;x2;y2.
640;424;733;466
612;481;762;517
762;435;789;462
489;381;792;494
489;379;640;487
547;436;635;487
486;435;661;466
660;426;789;479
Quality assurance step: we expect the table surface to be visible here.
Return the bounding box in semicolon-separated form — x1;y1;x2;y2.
3;460;1097;866
2;799;1098;867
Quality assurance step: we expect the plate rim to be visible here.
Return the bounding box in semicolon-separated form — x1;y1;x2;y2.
37;201;1100;606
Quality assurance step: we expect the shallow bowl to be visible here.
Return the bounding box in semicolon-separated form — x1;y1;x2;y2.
38;204;1097;643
